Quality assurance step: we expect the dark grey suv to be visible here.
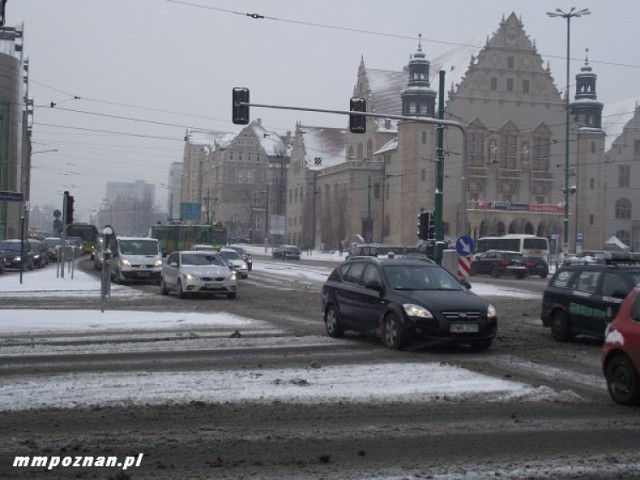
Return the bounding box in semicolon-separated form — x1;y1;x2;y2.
321;256;497;350
541;260;640;341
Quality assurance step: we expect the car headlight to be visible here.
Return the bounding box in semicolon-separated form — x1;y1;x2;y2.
241;262;247;269
15;256;22;262
229;271;237;281
121;259;131;267
184;273;199;281
487;304;497;319
403;304;434;318
154;259;163;267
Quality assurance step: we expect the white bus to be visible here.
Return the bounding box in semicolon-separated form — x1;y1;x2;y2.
475;234;550;261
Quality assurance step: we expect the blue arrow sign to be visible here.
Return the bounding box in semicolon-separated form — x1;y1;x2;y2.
455;235;475;257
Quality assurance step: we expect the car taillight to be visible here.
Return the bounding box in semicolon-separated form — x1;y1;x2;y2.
500;259;511;266
524;261;534;268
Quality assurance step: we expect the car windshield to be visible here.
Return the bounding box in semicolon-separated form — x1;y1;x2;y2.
0;241;21;251
181;253;226;267
43;238;61;248
119;240;159;255
383;265;464;291
220;251;241;260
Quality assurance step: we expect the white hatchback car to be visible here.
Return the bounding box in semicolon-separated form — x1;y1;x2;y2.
218;248;249;279
161;251;237;299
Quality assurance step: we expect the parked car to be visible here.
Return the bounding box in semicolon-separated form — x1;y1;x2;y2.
161;250;237;299
28;239;49;268
541;261;640;342
522;256;549;279
321;256;497;350
470;250;527;279
218;248;249;278
272;245;301;260
227;245;252;271
0;239;35;271
602;285;640;406
42;237;61;261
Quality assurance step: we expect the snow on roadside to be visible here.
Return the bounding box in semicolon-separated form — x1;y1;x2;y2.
0;361;575;411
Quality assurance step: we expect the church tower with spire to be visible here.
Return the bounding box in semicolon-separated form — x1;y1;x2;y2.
401;35;437;117
571;50;603;129
570;49;606;252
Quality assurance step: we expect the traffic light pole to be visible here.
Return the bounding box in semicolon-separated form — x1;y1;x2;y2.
233;90;469;238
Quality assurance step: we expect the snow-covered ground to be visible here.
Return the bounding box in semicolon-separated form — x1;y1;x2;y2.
0;252;564;412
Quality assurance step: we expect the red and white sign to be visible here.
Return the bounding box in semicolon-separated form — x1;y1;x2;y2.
458;255;472;277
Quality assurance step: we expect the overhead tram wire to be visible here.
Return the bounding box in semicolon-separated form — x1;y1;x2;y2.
166;0;640;71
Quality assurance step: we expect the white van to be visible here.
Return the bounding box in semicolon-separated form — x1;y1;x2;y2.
111;236;162;284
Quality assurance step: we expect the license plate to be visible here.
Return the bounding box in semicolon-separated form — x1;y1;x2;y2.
205;282;222;289
449;323;479;333
137;272;150;277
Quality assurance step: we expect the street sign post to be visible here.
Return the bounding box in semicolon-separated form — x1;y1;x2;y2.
0;191;23;202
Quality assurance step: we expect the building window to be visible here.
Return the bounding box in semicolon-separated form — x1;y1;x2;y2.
422;131;427;144
506;78;514;92
236;171;244;184
619;165;630;188
507;56;514;69
523;80;530;93
532;135;550;171
421;168;426;181
499;133;518;169
635;140;640;157
591;141;596;154
590;178;595;189
490;77;498;90
467;131;485;167
615;198;632;219
367;140;373;161
247;170;254;184
589;214;594;226
374;183;380;199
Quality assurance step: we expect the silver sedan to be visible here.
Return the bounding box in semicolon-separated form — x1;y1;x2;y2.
161;251;237;299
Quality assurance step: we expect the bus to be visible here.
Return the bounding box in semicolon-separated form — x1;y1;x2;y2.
475;234;550;262
150;224;228;253
66;223;99;257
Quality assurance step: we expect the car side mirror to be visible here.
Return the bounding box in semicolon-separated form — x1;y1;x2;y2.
365;279;383;291
460;279;472;289
611;290;628;300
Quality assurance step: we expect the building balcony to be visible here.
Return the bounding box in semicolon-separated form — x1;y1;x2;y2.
466;166;488;177
531;170;554;181
498;169;521;180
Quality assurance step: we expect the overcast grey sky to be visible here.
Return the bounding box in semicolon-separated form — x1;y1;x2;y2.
10;0;640;222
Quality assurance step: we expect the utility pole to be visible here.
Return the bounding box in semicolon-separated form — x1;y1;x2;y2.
433;70;446;264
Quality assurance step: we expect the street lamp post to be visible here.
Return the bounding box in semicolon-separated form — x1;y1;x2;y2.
547;7;590;254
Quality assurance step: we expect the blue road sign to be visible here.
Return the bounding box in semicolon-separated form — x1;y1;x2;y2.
455;235;475;257
0;191;23;202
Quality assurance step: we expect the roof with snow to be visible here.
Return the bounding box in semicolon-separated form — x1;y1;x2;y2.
186;129;232;147
241;121;291;157
601;97;640;151
298;125;347;171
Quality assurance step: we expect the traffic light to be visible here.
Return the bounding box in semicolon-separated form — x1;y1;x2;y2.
427;211;435;239
64;191;74;225
417;211;430;240
349;97;366;133
232;87;250;125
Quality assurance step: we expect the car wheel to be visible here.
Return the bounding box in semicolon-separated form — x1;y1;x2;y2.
227;293;237;299
490;266;501;278
516;273;526;279
605;353;640;406
324;304;344;338
160;279;168;295
382;313;404;350
540;273;548;279
551;310;572;342
177;280;187;299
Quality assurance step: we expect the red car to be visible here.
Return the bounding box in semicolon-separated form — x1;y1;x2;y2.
602;286;640;406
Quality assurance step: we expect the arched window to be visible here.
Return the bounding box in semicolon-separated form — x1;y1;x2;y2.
357;143;364;160
615;198;632;219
